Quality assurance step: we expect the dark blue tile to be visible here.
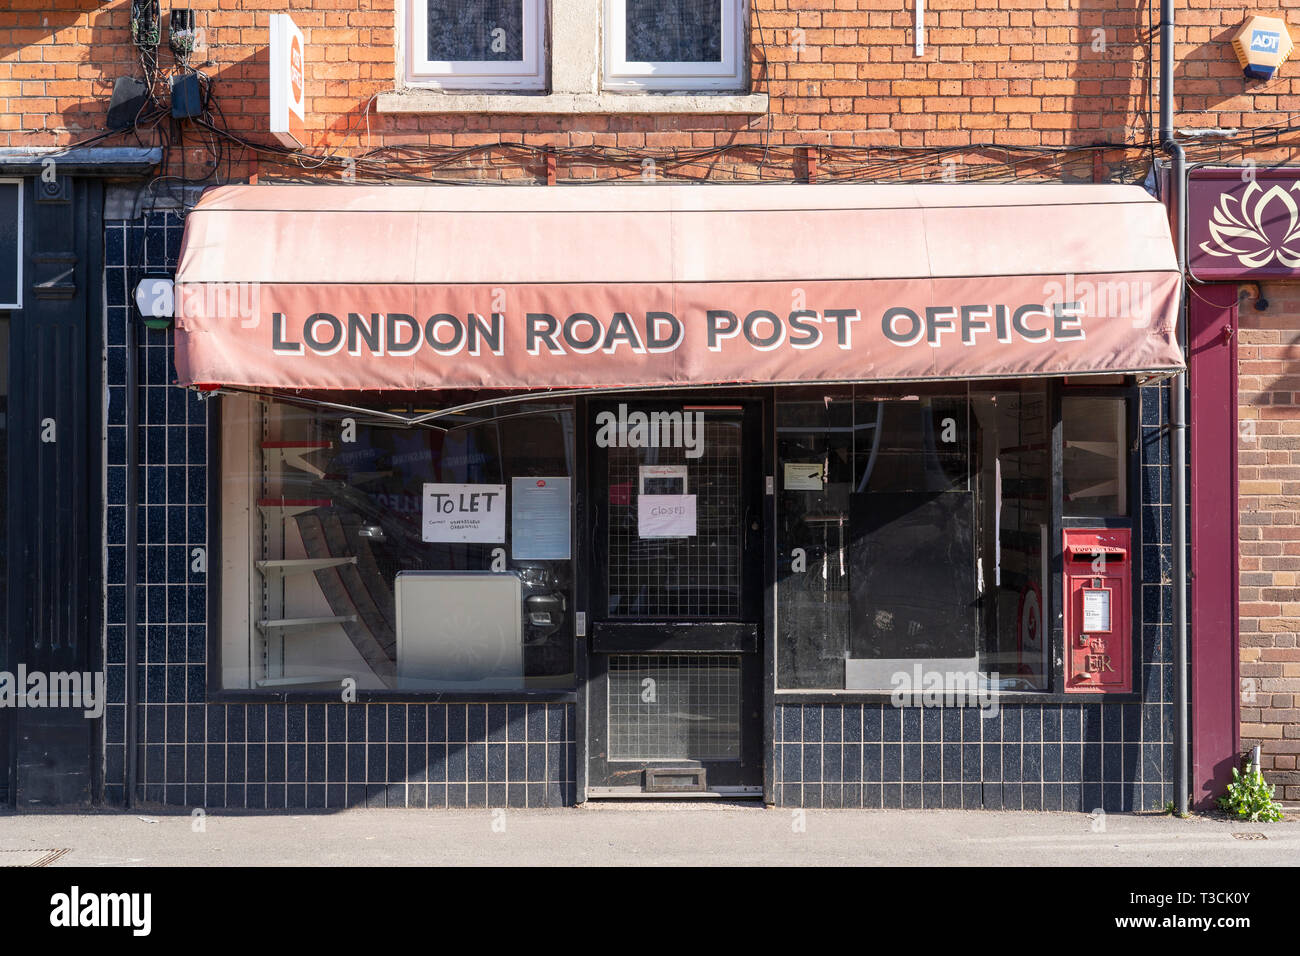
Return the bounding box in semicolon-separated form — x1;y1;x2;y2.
922;708;941;742
1022;783;1043;810
823;705;842;741
942;708;962;742
881;744;901;782
467;704;487;741
802;743;822;782
325;707;345;743
387;743;406;781
801;706;822;742
982;745;1001;781
1042;783;1063;811
507;743;526;781
942;744;961;783
780;705;801;742
823;743;842;782
862;743;882;782
428;706;447;743
1062;743;1082;782
903;743;921;781
881;706;901;741
1042;743;1062;782
388;705;407;742
862;706;882;742
1023;743;1042;781
367;705;386;741
842;704;861;742
1042;707;1061;741
842;742;861;782
902;708;921;742
922;743;941;782
782;744;802;783
1001;744;1022;782
286;743;306;781
1062;782;1082;812
1002;707;1021;741
447;743;467;780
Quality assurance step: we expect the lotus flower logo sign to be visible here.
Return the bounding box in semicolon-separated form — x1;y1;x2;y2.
1198;180;1300;270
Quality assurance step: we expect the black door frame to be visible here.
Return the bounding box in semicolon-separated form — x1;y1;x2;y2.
579;392;769;796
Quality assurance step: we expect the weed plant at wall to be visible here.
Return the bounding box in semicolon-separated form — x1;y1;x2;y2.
1217;758;1285;823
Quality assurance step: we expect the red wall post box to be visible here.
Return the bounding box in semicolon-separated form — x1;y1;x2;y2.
1063;528;1132;693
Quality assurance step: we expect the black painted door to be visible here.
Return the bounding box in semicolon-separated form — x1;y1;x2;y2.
4;175;102;807
586;398;764;794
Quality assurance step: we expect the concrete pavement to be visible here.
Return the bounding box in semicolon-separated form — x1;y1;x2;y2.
1;803;1298;866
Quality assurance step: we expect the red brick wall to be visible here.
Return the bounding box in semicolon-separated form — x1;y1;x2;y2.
1238;301;1300;801
3;1;1300;181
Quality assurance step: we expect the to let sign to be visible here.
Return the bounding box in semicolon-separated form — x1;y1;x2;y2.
422;483;506;543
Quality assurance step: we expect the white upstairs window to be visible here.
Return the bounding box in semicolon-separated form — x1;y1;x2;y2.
603;0;746;91
407;0;547;90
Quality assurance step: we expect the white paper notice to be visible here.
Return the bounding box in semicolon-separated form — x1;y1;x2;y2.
639;464;687;495
1082;588;1111;632
511;476;571;560
784;461;824;490
638;494;697;538
422;483;506;543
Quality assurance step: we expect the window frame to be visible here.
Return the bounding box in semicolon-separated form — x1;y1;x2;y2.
602;0;747;92
405;0;548;92
205;392;579;703
770;379;1146;704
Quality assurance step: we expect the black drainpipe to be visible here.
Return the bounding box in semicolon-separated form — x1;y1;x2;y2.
1159;0;1189;815
123;255;140;809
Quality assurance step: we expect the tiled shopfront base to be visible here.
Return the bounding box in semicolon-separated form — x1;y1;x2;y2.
101;208;1173;810
773;703;1171;812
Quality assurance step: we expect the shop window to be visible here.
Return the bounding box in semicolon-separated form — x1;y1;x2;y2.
775;384;1050;693
1062;396;1128;517
604;0;747;90
406;0;546;90
218;393;575;692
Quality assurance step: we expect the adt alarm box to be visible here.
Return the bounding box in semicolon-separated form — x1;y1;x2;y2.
1063;529;1132;693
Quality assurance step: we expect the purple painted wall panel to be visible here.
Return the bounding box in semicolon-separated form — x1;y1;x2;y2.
1188;283;1240;808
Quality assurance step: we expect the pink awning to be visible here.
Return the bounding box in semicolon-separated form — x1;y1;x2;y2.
173;182;1183;391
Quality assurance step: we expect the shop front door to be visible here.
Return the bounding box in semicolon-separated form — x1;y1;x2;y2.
585;398;764;796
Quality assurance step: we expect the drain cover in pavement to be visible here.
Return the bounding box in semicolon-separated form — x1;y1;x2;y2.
1230;832;1267;841
0;848;69;867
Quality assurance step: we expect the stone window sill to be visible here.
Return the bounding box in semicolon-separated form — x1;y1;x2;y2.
375;90;769;115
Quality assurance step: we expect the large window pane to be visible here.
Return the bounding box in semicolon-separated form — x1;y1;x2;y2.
626;0;723;63
220;394;575;692
973;386;1050;691
775;389;853;689
426;0;524;61
775;385;1050;692
1063;396;1128;516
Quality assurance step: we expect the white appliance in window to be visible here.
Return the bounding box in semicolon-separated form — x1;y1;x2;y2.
395;571;525;688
